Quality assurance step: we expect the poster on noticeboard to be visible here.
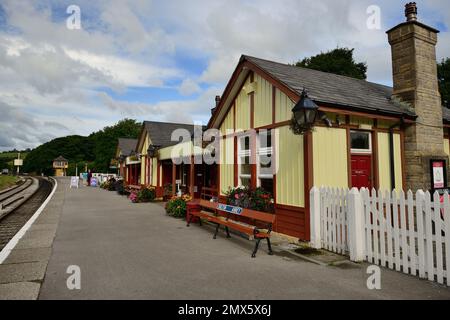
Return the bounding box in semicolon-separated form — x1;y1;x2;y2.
431;160;447;190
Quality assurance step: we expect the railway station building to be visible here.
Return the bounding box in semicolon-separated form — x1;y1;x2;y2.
123;4;450;240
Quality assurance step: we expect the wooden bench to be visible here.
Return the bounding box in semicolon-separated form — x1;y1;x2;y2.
187;200;276;258
125;185;142;194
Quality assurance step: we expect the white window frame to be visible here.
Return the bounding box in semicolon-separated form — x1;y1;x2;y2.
238;134;252;187
350;130;372;154
257;130;274;187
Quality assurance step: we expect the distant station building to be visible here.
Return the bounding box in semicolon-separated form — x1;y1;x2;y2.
115;138;140;185
53;156;68;177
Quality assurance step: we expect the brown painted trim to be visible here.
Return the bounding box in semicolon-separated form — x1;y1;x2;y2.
346;127;352;188
372;127;380;190
250;72;255;129
251;131;257;190
275;204;305;212
304;131;313;241
318;105;415;123
157;159;161;187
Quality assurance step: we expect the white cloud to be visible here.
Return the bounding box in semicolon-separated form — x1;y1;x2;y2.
179;78;201;96
0;0;449;151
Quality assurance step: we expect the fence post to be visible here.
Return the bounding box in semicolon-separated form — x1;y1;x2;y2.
310;187;321;249
348;188;365;262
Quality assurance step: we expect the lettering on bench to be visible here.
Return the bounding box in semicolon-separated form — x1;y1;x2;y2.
217;203;243;216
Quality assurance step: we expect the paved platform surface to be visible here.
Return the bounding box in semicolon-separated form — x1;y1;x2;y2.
0;178;63;300
3;177;450;300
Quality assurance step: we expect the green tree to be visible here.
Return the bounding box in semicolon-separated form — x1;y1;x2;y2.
22;119;142;175
89;119;142;173
438;58;450;107
295;47;367;80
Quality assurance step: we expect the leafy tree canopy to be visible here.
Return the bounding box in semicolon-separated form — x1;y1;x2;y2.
23;119;142;175
438;58;450;108
295;47;368;80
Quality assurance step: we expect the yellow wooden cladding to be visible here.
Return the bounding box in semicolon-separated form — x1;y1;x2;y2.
235;78;251;132
152;157;158;186
350;116;374;128
275;88;295;123
276;126;305;207
254;74;272;128
220;136;234;195
377;132;403;192
140;155;146;185
220;104;234;136
313;127;349;189
140;134;151;184
444;138;450;157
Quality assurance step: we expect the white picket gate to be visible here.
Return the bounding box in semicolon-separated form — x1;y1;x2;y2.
318;188;349;255
310;187;450;286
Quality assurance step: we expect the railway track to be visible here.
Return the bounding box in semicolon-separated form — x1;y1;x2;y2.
0;177;53;252
0;177;33;203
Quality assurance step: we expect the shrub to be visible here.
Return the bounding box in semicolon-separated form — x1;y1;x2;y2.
115;180;126;195
165;194;192;218
225;187;274;213
138;187;156;203
129;192;138;203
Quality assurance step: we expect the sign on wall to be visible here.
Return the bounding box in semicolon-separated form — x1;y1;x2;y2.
431;160;447;190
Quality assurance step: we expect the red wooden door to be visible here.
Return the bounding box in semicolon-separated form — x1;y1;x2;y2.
351;155;372;189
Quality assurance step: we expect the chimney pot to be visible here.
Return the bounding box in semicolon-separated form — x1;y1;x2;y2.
405;2;418;22
215;95;221;107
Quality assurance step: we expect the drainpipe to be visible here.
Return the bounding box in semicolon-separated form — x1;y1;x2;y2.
389;118;405;191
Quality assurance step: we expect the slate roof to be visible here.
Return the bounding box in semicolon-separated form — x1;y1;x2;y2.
117;138;138;156
53;155;68;162
243;55;418;118
143;121;205;149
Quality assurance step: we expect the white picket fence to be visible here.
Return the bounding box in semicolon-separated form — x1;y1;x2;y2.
310;187;450;286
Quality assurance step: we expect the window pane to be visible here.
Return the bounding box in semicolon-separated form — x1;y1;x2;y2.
351;132;370;150
240;136;250;151
241;163;251;175
259;130;272;149
260;178;274;195
240;177;251;187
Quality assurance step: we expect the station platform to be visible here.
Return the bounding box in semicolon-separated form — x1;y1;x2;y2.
1;177;450;300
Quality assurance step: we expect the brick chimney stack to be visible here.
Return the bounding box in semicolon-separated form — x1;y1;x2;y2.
387;3;446;191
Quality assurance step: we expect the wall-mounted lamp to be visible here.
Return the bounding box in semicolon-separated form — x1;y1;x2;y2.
291;89;319;135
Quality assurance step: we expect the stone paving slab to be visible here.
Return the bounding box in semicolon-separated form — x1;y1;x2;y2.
0;262;47;284
4;248;52;264
0;282;40;300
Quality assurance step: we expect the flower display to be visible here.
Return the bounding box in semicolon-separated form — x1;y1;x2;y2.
166;194;192;218
225;186;274;213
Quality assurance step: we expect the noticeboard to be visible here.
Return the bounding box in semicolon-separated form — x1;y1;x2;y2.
430;159;447;191
70;176;79;189
90;177;98;187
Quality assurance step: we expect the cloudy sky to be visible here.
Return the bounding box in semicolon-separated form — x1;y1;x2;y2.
0;0;449;151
